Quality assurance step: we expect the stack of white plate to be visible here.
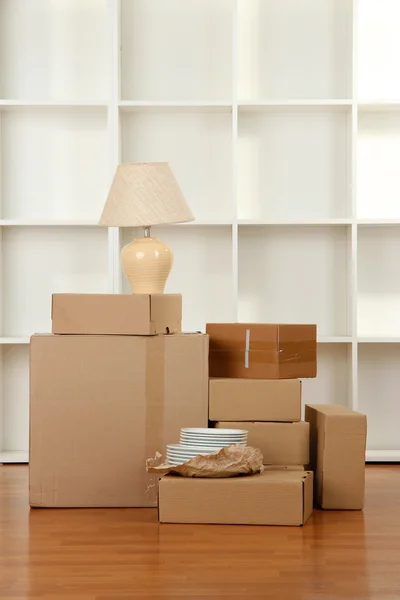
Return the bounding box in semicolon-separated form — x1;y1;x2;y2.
165;428;248;465
180;427;248;448
166;444;219;465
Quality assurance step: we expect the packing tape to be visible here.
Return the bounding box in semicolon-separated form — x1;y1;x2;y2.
244;329;250;368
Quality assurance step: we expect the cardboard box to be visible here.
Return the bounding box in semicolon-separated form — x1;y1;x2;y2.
214;421;309;466
206;323;317;379
52;293;182;335
209;378;301;421
305;404;367;510
159;469;314;526
30;332;208;508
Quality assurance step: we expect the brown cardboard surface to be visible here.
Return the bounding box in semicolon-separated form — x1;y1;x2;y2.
159;469;314;526
51;293;182;335
29;333;208;508
209;378;302;421
215;421;309;466
305;404;367;510
206;323;317;379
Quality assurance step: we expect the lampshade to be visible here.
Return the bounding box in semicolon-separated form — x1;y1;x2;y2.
99;162;194;227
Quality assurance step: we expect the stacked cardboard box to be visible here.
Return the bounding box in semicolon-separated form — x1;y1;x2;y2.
29;293;209;508
158;323;318;526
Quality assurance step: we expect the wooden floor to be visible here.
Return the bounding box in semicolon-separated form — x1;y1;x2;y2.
1;466;400;599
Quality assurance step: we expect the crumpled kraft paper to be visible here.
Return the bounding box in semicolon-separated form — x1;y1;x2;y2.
146;444;264;478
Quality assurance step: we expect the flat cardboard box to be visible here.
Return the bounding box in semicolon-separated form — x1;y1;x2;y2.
159;469;314;526
206;323;317;379
52;293;182;335
215;421;309;465
30;333;208;508
305;404;367;510
209;378;301;421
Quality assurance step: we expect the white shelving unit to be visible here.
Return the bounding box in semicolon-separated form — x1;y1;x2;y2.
0;0;399;463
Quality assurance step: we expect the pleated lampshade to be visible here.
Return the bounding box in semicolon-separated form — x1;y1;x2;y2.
99;162;194;227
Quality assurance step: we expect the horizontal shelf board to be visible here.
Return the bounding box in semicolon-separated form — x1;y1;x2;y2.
366;450;400;462
119;101;232;113
238;219;352;226
358;219;400;226
238;99;352;113
0;337;30;344
0;220;100;227
359;101;400;112
0;100;108;110
0;451;29;464
358;337;400;343
318;336;352;343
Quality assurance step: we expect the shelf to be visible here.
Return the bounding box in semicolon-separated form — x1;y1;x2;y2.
0;100;108;110
121;227;235;331
0;346;29;459
0;451;29;464
358;227;400;337
238;109;350;220
358;0;400;101
0;0;110;102
121;109;233;222
238;219;352;226
238;0;351;101
238;100;352;112
0;107;109;221
2;227;109;337
359;344;400;452
0;338;30;345
238;226;350;336
302;344;351;410
119;102;232;112
120;0;233;102
357;110;400;219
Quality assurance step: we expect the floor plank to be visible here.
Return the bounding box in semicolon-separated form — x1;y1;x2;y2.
0;465;399;599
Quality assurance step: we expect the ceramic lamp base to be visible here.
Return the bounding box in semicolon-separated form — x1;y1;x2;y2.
121;236;174;294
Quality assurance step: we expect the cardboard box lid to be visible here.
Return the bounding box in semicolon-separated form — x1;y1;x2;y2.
51;293;182;335
159;469;313;526
207;323;317;351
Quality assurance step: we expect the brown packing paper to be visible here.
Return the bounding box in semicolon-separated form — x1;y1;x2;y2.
146;445;264;478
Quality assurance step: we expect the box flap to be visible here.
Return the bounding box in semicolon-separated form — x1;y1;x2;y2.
149;294;182;333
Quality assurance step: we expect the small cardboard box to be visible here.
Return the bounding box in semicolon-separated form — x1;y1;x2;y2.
29;332;208;508
214;421;309;466
159;469;314;526
52;293;182;335
206;323;317;379
305;404;367;510
209;378;302;422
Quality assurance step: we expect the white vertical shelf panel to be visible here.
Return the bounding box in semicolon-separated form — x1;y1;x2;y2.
237;108;351;220
121;226;236;332
237;0;352;100
120;109;233;222
2;227;109;337
0;0;110;102
0;108;109;221
120;0;233;102
238;225;350;337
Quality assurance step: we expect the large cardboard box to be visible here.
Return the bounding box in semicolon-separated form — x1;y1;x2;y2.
159;469;314;526
206;323;317;379
305;404;367;510
52;293;182;335
215;421;309;465
209;378;301;421
30;333;208;508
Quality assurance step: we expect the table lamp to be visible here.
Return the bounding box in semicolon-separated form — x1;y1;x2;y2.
99;162;194;294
